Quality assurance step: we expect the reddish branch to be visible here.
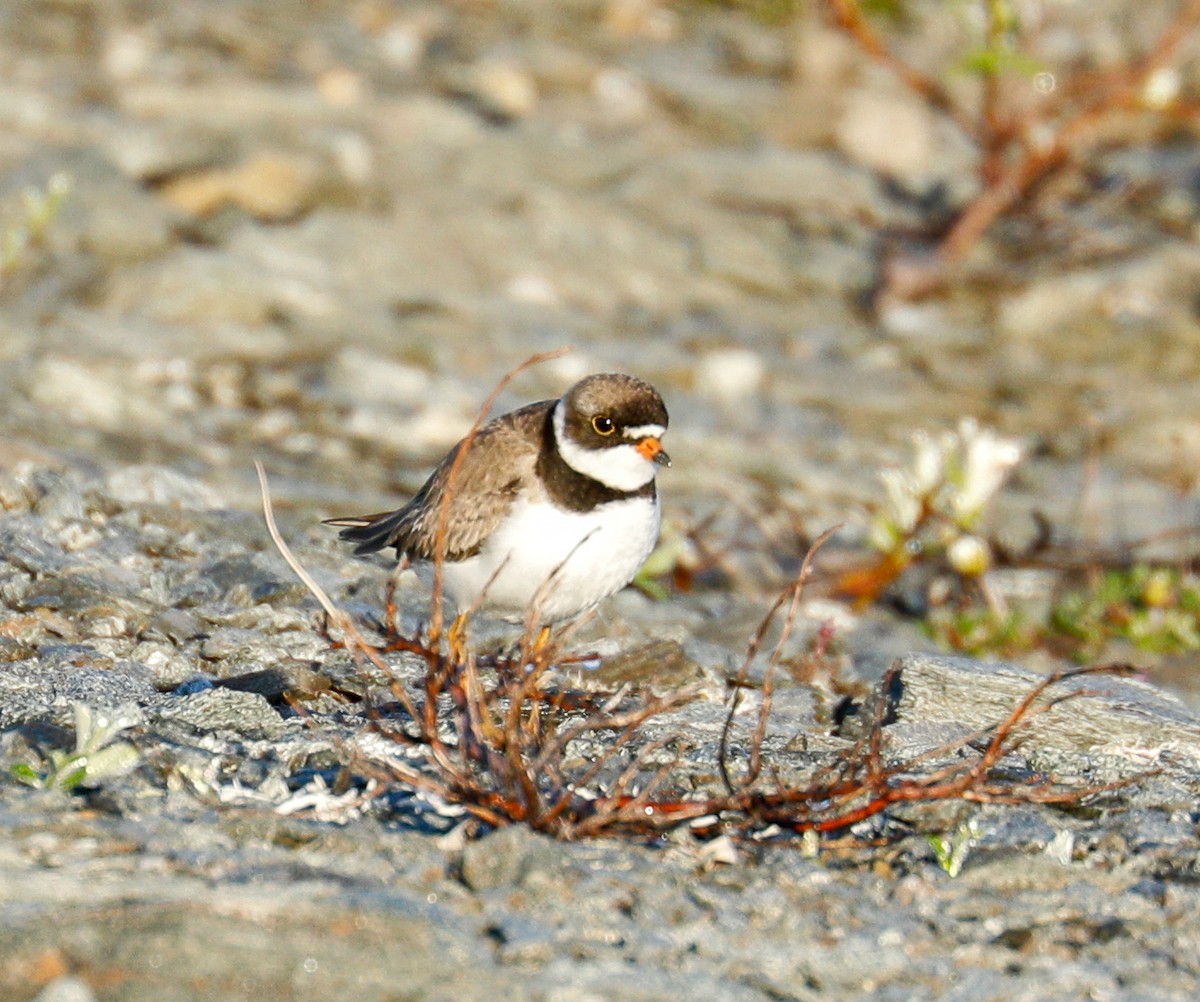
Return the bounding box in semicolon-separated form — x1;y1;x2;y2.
823;0;1200;270
824;0;982;142
347;532;1136;842
274;359;1140;845
576;662;1144;837
427;348;569;645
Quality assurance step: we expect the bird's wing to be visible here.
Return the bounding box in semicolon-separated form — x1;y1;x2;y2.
326;400;551;561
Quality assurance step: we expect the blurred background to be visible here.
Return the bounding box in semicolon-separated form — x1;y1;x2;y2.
2;0;1200;690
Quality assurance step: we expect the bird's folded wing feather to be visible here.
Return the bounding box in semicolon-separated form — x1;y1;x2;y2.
329;400;550;561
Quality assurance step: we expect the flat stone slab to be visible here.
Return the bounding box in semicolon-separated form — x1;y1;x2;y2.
853;653;1200;776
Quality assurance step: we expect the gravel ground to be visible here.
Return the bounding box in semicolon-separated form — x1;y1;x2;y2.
3;1;1200;1000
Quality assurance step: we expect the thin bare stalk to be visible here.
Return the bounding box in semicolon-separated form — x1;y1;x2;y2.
429;348;570;645
720;525;841;792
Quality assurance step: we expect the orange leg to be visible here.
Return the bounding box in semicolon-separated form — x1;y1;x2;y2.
385;557;410;638
447;612;469;663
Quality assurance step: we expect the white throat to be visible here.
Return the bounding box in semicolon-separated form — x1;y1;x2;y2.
553;401;658;492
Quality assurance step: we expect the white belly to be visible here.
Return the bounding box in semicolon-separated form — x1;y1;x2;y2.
440;494;661;623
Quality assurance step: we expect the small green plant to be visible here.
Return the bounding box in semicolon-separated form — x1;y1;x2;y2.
924;565;1200;662
11;703;140;791
925;604;1034;659
1052;566;1200;661
823;0;1200;270
929;817;984;877
0;171;72;285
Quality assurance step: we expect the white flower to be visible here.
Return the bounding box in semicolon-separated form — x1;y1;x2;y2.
880;467;921;534
910;430;949;498
950;419;1022;528
867;512;902;553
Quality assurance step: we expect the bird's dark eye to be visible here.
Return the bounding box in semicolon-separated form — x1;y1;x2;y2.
591;416;616;436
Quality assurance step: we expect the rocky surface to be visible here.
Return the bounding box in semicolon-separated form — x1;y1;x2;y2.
3;0;1200;999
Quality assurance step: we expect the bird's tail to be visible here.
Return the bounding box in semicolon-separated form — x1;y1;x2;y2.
322;510;407;556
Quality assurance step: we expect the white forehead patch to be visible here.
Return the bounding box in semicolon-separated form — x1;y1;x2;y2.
621;423;666;441
554;403;658;491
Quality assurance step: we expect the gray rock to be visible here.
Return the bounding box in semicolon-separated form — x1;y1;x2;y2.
100;120;230;183
633;43;789;140
0;519;68;574
0;654;156;727
629;147;908;229
101;465;223;510
998;243;1200;375
152;687;284;740
143;607;205;645
856;653;1200;776
459;824;567;892
3;148;175;264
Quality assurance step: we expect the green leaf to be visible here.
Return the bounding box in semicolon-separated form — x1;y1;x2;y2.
10;763;44;788
55;765;89;791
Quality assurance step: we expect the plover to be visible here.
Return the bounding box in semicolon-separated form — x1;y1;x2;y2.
326;373;670;649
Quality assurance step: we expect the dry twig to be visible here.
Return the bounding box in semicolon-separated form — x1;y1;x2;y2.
261;371;1139;845
824;0;1200;282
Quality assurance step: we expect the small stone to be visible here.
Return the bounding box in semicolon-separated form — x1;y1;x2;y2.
26;358;128;432
101;122;228;181
32;975;97;1002
327;348;431;406
143;608;205;645
199;627;263;662
578;638;708;692
159;152;322;222
317;67;366;108
154;687;284;740
694;348;766;403
470;59;539;121
602;0;679;41
460;825;563;892
591;68;652;125
835;87;938;181
374;6;450;71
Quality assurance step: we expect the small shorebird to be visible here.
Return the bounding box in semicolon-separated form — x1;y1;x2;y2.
326;372;670;653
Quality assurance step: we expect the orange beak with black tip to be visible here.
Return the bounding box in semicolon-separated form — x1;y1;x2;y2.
636;436;671;467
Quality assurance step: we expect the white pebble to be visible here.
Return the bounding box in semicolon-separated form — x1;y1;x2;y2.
695;348;765;402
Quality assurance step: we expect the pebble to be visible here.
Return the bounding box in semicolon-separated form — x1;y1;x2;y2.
153;687;285;740
836;86;939;181
592;66;653;125
694;347;765;402
159;152;323;222
327;348;431;406
102;466;223;510
466;59;539;121
26;358;131;432
32;977;97;1002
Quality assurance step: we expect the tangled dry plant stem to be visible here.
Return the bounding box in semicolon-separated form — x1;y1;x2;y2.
261;363;1141;845
824;0;1200;275
428;348;571;646
720;662;1148;835
720;524;842;793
